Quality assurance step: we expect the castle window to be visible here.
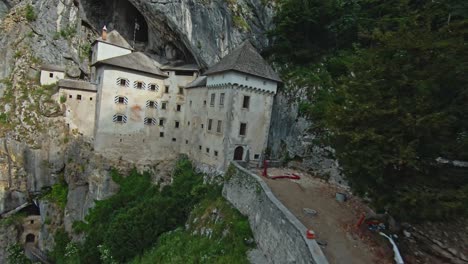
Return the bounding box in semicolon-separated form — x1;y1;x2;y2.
188;121;190;126
245;76;249;81
90;97;93;101
159;119;165;126
49;73;53;78
210;93;215;107
144;117;156;126
254;154;260;159
178;87;184;95
208;119;213;131
118;78;129;87
176;104;181;112
134;81;145;89
164;86;169;93
115;96;128;104
113;114;127;123
69;95;72;99
219;93;225;106
160;132;164;137
239;122;247;136
77;94;82;100
214;151;218;157
217;120;222;133
172;138;177;142
161;102;167;110
148;84;158;91
199;145;202;150
201;124;204;129
206;148;210;153
203;100;207;106
175;121;180;128
186;140;188;144
190;100;192;106
146;100;157;108
242;96;250;109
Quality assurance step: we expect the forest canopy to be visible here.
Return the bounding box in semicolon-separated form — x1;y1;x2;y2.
269;0;468;221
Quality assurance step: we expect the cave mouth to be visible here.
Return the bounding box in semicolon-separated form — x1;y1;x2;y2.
81;0;148;47
26;234;35;243
19;204;40;216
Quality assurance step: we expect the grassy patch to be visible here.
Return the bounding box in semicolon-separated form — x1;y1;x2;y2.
43;176;68;209
25;4;37;22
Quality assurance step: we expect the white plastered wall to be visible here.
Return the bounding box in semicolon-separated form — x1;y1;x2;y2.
40;70;65;86
59;88;97;138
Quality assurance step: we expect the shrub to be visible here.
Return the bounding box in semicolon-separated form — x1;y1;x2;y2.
25;4;36;22
7;244;31;264
60;95;67;104
43;178;68;209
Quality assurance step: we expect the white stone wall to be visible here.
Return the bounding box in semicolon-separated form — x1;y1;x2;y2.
40;70;65;86
207;71;277;94
59;88;97;138
92;42;132;64
184;76;275;171
93;66;197;163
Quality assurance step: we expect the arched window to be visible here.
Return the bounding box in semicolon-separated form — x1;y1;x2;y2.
146;100;158;108
114;96;128;104
113;114;127;123
116;78;129;87
148;83;159;92
134;81;146;90
144;117;156;126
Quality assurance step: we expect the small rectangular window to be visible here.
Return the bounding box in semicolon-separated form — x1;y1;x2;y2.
210;93;215;107
179;87;184;94
164;86;169;93
49;73;53;78
172;138;177;142
136;82;143;89
217;120;222;133
69;95;72;98
148;101;155;108
159;119;165;126
120;79;127;86
77;94;82;100
242;96;250;109
149;84;157;91
239;122;247;136
208;119;213;131
190;100;192;106
117;115;123;122
176;104;181;112
206;148;210;153
161;102;167;110
199;145;202;150
203;100;207;106
214;151;218;157
186;140;188;144
254;154;260;159
188;121;190;126
118;97;125;104
160;132;164;137
175;121;180;128
90;97;93;101
201;124;204;129
220;93;225;106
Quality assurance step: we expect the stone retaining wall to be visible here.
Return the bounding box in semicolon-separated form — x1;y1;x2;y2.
223;162;328;264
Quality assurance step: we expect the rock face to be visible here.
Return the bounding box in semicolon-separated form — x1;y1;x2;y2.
267;92;346;185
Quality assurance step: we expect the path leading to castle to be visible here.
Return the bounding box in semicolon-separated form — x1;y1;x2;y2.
256;168;393;264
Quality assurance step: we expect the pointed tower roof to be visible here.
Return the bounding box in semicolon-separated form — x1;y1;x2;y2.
204;41;281;82
93;30;133;50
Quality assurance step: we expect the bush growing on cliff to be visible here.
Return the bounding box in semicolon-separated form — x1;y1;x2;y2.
25;4;36;22
75;157;210;263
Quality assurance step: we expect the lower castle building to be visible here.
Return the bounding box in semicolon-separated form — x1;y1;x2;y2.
51;28;281;172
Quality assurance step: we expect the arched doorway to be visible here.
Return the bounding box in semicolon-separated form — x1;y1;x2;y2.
26;234;35;243
234;146;244;161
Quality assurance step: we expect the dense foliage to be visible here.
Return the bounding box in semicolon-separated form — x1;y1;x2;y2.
50;157;245;263
131;197;253;264
270;0;468;220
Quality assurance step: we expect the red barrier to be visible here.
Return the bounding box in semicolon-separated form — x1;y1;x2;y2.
270;174;301;180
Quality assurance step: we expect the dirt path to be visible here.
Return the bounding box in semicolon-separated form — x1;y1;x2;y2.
257;168;392;264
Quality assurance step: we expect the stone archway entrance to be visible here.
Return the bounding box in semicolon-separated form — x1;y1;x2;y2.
26;233;35;243
234;146;244;161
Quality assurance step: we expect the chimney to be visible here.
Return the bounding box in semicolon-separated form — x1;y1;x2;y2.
102;25;107;41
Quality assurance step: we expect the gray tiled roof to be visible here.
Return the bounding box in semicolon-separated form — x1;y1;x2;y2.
41;64;65;72
204;41;281;82
92;52;168;78
94;30;133;50
186;76;207;89
58;79;97;91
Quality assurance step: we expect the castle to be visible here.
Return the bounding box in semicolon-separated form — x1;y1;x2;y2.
42;27;280;172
